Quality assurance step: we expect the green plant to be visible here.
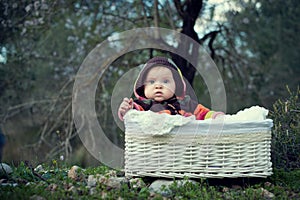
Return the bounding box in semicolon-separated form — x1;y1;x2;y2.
1;163;299;199
166;177;222;199
270;168;300;192
270;86;300;170
11;162;39;182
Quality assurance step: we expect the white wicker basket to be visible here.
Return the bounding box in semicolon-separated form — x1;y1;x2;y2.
124;111;273;179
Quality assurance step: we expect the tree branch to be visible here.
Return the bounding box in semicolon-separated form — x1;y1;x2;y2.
154;0;159;27
199;30;221;59
140;0;149;26
173;0;184;18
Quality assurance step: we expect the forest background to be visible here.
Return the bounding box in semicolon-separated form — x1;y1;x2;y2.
0;0;299;167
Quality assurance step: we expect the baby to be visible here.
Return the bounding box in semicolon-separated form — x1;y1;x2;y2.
118;56;224;120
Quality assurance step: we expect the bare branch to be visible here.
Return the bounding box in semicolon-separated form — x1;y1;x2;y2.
154;0;159;27
164;1;176;30
173;0;184;18
199;23;225;60
140;0;150;26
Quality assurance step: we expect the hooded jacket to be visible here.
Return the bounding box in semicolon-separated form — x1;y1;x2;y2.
128;56;218;120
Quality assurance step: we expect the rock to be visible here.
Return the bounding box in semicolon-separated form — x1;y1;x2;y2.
97;174;128;189
68;165;84;181
87;175;97;187
67;186;77;194
0;163;13;175
288;191;298;199
0;182;18;187
34;164;44;173
129;178;146;189
149;179;198;197
46;183;58;191
26;182;34;186
29;195;46;200
176;179;198;187
103;177;128;189
105;170;117;177
149;180;174;197
264;181;273;187
232;185;242;190
101;191;108;199
89;187;97;195
97;175;107;183
260;188;275;199
222;186;230;193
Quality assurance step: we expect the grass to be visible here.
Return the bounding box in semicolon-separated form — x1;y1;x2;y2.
0;161;299;199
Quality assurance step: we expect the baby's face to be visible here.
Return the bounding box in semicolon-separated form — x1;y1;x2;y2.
144;66;176;102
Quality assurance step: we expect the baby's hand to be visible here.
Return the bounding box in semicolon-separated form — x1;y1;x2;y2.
118;98;133;120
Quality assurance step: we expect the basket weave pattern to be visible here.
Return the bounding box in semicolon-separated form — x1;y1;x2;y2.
125;120;273;178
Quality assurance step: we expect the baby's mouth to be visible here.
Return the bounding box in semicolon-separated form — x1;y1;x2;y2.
155;91;163;96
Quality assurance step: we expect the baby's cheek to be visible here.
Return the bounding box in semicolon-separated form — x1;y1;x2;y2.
166;86;175;93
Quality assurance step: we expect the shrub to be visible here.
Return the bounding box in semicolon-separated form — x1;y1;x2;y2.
270;86;300;170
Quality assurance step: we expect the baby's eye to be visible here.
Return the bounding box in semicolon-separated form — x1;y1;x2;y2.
148;80;155;84
163;79;169;84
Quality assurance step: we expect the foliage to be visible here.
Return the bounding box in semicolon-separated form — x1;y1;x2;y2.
0;0;183;164
270;86;300;170
0;162;299;199
224;0;300;110
167;178;222;199
270;168;300;192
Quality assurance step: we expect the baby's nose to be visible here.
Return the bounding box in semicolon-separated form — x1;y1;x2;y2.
155;83;163;89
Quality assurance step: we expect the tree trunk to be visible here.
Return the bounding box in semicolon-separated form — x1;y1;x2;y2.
172;0;203;87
